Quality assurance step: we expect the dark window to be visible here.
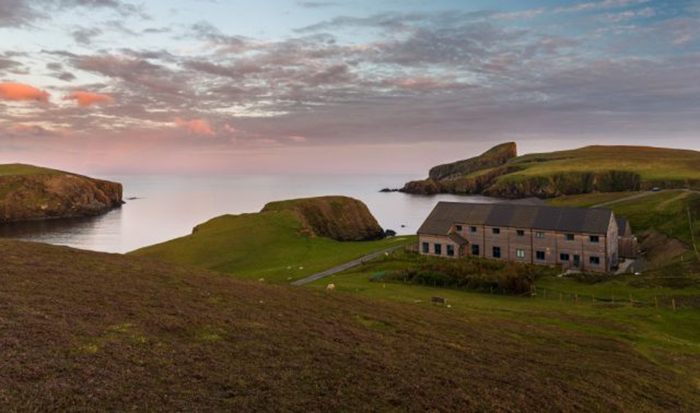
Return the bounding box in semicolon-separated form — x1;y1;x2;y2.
536;251;546;261
422;242;429;253
447;245;455;257
434;244;442;255
517;230;525;237
516;249;525;258
493;246;502;258
469;226;477;233
472;244;480;256
455;225;463;232
589;235;600;243
535;231;545;239
589;256;601;265
560;253;570;262
566;234;575;241
492;228;501;235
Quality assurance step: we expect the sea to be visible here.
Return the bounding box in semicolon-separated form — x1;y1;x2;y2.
0;174;505;253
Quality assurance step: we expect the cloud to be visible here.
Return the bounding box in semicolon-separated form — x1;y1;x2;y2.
64;91;114;106
71;27;103;45
288;135;308;142
0;82;50;102
174;118;215;136
297;1;339;8
0;0;144;27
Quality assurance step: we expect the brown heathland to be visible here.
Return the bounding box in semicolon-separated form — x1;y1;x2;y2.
1;239;699;411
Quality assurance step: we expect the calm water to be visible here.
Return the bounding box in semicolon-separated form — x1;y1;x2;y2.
0;175;504;253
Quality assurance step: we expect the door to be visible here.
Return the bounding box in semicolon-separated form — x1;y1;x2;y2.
573;255;580;268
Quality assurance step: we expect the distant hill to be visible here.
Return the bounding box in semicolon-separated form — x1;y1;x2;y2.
0;163;122;222
401;144;700;198
3;238;700;410
132;196;394;282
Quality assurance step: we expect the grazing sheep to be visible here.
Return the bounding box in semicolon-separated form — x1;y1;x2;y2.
326;284;336;292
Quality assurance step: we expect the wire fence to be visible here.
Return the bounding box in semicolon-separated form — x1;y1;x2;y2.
530;285;699;311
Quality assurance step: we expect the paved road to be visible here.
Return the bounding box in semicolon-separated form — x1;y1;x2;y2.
291;243;407;286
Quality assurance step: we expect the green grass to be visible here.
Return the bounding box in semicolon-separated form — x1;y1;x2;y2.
0;163;63;177
307;250;700;382
547;192;638;207
507;145;700;182
131;209;414;282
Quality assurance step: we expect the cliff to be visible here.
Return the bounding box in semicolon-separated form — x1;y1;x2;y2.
261;196;385;241
0;164;123;222
401;144;700;198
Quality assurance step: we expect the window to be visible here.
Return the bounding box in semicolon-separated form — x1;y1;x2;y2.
516;249;525;258
492;228;501;235
589;256;601;265
434;244;442;255
493;246;502;258
447;245;455;257
422;242;429;253
566;234;575;241
469;226;477;233
455;225;463;232
536;251;546;261
472;244;480;256
560;253;570;262
535;231;545;239
589;235;600;244
517;230;525;237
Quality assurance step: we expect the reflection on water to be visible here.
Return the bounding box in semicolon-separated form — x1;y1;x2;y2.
0;174;506;254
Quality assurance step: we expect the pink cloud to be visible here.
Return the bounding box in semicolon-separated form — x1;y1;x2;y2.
288;135;308;143
223;123;236;133
64;91;115;106
0;82;50;103
174;118;215;136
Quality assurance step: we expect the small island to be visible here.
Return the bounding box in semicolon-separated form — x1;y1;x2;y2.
0;164;123;223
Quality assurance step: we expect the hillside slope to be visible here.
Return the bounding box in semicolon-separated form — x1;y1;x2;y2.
132;197;397;282
402;144;700;198
2;239;700;411
0;163;123;222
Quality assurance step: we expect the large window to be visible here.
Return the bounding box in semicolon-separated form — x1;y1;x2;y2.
472;244;480;256
536;251;546;261
434;244;442;255
422;242;429;253
447;245;455;257
516;230;525;237
589;256;601;265
535;231;545;239
492;228;501;235
516;249;525;258
560;253;570;262
566;234;575;241
493;246;502;258
589;235;600;244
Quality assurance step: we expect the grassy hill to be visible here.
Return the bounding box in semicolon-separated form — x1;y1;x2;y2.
3;239;700;410
132;198;410;282
402;144;700;198
0;163;63;177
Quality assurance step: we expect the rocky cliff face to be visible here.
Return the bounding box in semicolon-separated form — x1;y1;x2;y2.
0;172;123;223
261;196;385;241
428;142;517;181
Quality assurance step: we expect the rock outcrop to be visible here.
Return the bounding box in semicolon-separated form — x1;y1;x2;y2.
0;166;123;222
261;196;385;241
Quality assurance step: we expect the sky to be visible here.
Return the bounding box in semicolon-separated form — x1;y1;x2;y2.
0;0;699;175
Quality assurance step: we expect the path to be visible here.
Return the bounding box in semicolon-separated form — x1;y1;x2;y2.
591;189;700;208
291;243;407;286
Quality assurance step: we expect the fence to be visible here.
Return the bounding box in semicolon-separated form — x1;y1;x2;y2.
530;285;698;311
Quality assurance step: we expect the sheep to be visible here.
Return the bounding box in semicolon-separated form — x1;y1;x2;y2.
326;283;336;292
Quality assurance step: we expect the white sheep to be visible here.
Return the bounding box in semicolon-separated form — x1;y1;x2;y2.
326;283;336;292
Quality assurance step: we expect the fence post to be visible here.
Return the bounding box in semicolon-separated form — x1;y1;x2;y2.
559;293;562;302
611;295;615;305
575;294;578;304
655;296;658;309
629;293;634;306
672;298;677;312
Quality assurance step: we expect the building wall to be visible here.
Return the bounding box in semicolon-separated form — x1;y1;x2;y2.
418;235;461;259
419;221;617;273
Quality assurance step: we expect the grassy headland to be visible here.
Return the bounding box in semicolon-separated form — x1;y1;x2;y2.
132;197;412;282
402;144;700;197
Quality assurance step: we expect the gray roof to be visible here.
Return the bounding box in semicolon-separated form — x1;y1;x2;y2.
616;217;630;237
419;202;614;236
